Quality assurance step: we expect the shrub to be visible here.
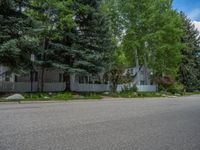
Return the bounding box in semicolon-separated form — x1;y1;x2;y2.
167;83;184;94
118;92;138;98
156;75;175;92
23;93;48;99
137;92;161;97
121;85;138;93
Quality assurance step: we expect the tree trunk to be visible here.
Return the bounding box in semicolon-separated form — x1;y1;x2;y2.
64;73;71;91
144;54;148;85
41;67;45;92
135;49;139;67
135;49;140;85
38;37;48;92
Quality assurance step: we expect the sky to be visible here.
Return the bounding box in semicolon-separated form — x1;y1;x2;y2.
173;0;200;31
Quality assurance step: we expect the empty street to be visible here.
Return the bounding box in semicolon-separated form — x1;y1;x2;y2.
0;96;200;150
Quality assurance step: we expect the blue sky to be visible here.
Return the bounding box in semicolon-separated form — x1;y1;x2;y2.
173;0;200;21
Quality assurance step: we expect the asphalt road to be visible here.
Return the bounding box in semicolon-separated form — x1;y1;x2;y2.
0;96;200;150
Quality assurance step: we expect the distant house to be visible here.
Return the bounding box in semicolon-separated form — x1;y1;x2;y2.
0;64;157;93
117;66;157;92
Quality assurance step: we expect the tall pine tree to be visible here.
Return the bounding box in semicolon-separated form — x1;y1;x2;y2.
178;12;200;91
72;0;112;74
26;0;76;91
0;0;38;73
26;0;112;91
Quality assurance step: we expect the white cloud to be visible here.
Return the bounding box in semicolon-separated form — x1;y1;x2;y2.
193;21;200;32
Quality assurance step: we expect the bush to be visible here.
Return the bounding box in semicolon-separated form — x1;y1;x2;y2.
167;83;184;94
136;92;162;97
122;85;138;92
118;92;138;98
23;93;48;99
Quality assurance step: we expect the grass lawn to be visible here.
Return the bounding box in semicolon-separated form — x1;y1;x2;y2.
107;92;163;98
0;92;102;103
0;91;199;103
105;91;200;98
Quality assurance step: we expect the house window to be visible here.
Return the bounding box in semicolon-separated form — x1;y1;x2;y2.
140;80;145;85
14;75;18;82
131;69;134;74
30;72;38;82
79;76;85;84
30;71;33;81
85;76;89;84
59;73;63;82
94;76;101;84
5;72;10;81
63;74;69;82
89;76;93;84
35;72;38;82
150;80;154;85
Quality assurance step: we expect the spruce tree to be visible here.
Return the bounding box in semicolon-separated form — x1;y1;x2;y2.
26;0;76;91
0;0;38;73
178;12;200;91
72;0;112;74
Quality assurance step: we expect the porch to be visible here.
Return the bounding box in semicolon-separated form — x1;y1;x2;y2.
0;82;66;92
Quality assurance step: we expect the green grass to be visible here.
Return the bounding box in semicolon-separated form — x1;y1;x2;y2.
0;91;199;103
114;92;163;98
0;92;102;102
80;93;102;99
110;91;200;98
183;92;200;96
23;92;102;100
22;92;72;101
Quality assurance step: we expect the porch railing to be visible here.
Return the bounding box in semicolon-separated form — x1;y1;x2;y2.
0;82;66;92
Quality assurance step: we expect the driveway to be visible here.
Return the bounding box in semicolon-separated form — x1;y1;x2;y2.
0;95;200;150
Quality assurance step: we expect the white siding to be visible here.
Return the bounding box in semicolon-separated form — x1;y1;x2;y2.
136;85;157;92
116;84;157;92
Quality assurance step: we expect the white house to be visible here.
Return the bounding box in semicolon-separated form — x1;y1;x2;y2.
0;65;66;92
0;64;157;93
117;66;157;92
70;66;157;92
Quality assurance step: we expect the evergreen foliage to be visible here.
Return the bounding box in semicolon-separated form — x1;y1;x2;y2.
72;0;112;74
178;12;200;91
0;0;113;91
0;0;38;73
0;0;200;92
